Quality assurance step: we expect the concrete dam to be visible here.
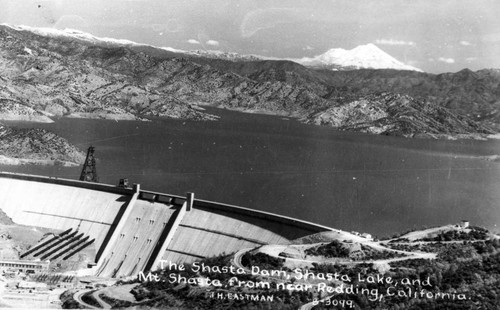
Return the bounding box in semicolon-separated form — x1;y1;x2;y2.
0;172;334;278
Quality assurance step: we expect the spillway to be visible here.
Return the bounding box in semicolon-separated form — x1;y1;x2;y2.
0;172;333;278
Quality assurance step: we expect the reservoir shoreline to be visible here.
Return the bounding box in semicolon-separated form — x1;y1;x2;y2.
1;107;499;237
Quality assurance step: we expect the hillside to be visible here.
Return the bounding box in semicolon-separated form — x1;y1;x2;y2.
306;92;493;138
0;25;219;122
314;68;500;130
0;124;85;166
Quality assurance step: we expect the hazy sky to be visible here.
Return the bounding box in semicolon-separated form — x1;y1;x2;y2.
1;0;499;73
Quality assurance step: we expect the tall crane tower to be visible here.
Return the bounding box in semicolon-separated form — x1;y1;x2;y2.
79;146;99;182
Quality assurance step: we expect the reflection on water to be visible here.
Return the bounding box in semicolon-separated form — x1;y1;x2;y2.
2;108;500;237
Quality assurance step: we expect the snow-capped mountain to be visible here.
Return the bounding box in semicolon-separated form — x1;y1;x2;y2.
291;43;422;72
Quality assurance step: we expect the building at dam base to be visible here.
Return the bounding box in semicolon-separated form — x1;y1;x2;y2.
0;172;333;278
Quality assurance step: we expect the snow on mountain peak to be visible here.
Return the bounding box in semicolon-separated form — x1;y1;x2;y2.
1;23;145;46
1;24;264;61
292;43;423;72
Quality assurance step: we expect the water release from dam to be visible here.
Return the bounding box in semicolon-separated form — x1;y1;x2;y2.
2;107;500;237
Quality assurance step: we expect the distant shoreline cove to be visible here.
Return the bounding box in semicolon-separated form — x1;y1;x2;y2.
65;112;148;121
1;111;498;140
0;155;79;167
0;114;54;123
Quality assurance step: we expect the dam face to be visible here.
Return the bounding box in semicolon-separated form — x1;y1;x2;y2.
0;172;332;278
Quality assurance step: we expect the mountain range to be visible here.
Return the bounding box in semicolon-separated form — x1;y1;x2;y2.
0;24;498;146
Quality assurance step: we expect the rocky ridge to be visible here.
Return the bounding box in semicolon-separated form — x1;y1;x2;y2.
307;93;493;138
0;99;54;122
0;25;219;123
0;124;85;166
314;68;500;130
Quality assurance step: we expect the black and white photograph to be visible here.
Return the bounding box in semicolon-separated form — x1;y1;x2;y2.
0;1;499;309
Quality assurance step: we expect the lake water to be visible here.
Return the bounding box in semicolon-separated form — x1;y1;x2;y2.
2;108;500;238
